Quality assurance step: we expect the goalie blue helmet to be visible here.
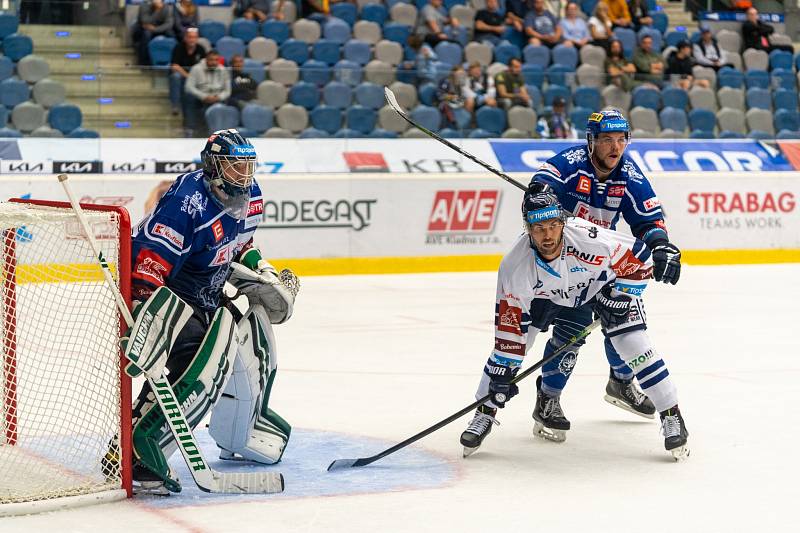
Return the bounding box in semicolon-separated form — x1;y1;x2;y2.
585;109;631;154
201;129;257;198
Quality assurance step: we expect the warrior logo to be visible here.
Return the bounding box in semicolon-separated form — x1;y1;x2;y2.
559;351;578;376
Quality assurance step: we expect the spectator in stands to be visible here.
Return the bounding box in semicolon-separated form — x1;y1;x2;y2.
474;0;508;46
666;40;709;90
437;65;468;128
693;25;732;71
495;57;531;108
605;38;635;91
405;34;438;84
228;55;258;109
633;34;664;87
464;61;497;112
602;0;631;28
235;0;285;22
174;0;199;40
505;0;530;37
560;2;590;49
416;0;462;47
588;2;613;51
524;0;562;47
302;0;334;17
537;96;577;138
741;7;793;54
184;49;231;136
170;27;206;116
626;0;652;31
133;0;175;66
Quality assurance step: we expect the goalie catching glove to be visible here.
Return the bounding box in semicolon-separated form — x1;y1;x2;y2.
230;248;300;324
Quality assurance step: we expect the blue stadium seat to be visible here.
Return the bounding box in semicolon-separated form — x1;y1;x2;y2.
0;79;30;108
333;59;363;85
637;27;662;52
262;20;289;44
418;82;437;106
748;130;772;140
241;103;273;132
324;17;352;43
580;0;598;17
719;131;744;139
688;108;715;133
544;85;570;106
368;128;398;138
346;105;377;134
551;44;578;69
570;107;592;130
331;3;357;26
494;41;521;64
301;59;332;85
796;52;800;71
323;81;352;108
199;20;226;46
646;0;657;9
435;41;463;67
205;103;239;131
661;86;688;109
718;67;744;89
545;64;573;87
659;106;688;132
444;0;465;9
573;87;601;110
147;36;177;66
343;39;371;65
0;106;8;126
67;128;99;138
48;103;82;134
382;23;412;44
308;13;328;25
521;63;545;88
230;18;259;43
527;85;543;110
299;127;331;138
216;36;246;64
361;4;388;26
776;129;800;139
439;127;461;138
745;70;770;89
2;33;33;61
354;82;384;109
0;56;12;81
664;31;688;48
280;39;309;64
243;58;266;84
431;61;452;83
0;127;22;138
774;89;799;111
689;31;701;43
632;85;661;110
468;128;494;138
651;12;668;34
775;110;800;132
409;104;441;131
746;88;771;110
772;68;795;91
310;105;343;133
769;50;793;71
613;28;636;58
689;129;714;139
288;81;321;109
0;12;19;40
313;39;341;65
334;127;363;138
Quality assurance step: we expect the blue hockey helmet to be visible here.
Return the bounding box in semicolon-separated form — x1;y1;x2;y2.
201;129;257;198
585;109;631;154
522;182;567;227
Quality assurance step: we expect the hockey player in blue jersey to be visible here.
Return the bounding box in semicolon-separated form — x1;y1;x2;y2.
522;109;682;442
123;129;299;494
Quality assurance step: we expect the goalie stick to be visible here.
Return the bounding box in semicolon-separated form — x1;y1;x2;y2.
327;318;600;471
58;174;284;495
384;87;526;192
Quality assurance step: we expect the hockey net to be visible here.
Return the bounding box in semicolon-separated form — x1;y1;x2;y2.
0;200;132;515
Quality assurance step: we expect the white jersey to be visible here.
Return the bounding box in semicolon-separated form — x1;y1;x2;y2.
492;218;653;370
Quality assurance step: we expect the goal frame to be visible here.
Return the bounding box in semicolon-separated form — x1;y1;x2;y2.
1;198;133;514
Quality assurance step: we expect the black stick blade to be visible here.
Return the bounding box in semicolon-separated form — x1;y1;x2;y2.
327;458;362;471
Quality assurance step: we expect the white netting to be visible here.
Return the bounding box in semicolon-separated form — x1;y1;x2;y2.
0;202;126;508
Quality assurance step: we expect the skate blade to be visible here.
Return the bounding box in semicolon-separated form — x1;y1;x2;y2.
669;445;690;461
603;394;656;419
462;446;480;458
133;480;170;496
533;422;567;443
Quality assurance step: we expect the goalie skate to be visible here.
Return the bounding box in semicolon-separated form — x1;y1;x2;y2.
532;376;569;443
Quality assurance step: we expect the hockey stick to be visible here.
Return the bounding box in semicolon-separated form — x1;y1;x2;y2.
58;174;284;494
327;318;600;471
384;87;526;192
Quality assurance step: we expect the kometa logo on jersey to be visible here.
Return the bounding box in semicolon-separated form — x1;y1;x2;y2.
497;300;522;335
428;190;500;232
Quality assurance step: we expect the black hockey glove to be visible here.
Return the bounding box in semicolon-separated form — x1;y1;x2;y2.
593;284;632;330
485;359;519;408
651;241;681;285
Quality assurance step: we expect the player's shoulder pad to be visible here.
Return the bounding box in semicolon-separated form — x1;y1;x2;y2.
534;144;589;184
617;154;649;185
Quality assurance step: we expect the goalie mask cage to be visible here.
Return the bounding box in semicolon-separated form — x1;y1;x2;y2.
0;199;132;516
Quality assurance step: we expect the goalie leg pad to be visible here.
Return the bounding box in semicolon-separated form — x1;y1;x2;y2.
209;305;291;464
132;306;238;490
609;329;678;412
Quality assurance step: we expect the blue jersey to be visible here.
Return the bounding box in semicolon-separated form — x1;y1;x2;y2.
529;145;669;246
131;170;264;311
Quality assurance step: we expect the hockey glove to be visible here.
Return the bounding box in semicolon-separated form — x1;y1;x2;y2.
651;241;681;285
228;262;300;324
593;284;632;331
485;359;519;408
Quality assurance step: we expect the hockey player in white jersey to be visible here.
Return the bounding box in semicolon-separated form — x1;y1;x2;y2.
459;184;689;460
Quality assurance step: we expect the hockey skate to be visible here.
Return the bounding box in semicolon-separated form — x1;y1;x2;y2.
460;405;498;457
532;376;570;443
604;369;656;419
660;406;690;461
132;462;178;496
